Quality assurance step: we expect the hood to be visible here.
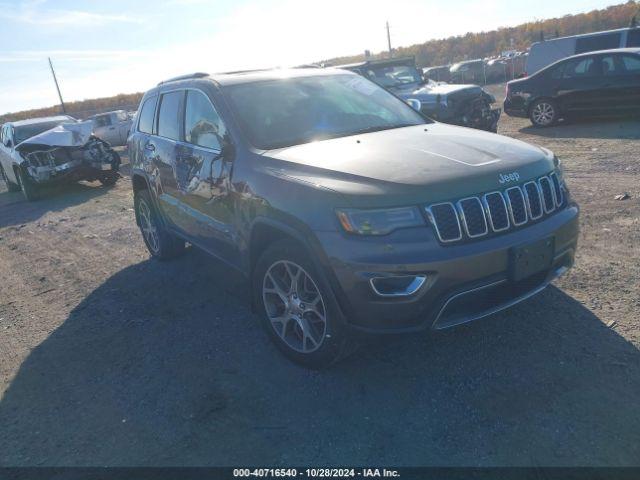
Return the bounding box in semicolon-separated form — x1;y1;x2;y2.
15;121;93;152
391;82;484;103
263;123;555;208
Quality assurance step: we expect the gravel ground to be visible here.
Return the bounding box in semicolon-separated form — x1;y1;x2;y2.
1;88;639;467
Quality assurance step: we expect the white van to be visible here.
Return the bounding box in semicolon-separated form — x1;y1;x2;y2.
526;27;640;75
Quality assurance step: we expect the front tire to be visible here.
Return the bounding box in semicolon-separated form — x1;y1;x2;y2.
16;167;41;201
134;189;185;260
253;239;352;368
529;99;558;127
0;164;20;192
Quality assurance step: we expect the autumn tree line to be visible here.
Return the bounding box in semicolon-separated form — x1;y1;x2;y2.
323;1;639;66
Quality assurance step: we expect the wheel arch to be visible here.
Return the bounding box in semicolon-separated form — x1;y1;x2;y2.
131;171;169;229
132;172;149;193
247;217;347;320
527;96;560;117
248;218;313;276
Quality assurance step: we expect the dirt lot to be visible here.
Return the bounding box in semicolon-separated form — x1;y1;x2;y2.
1;88;639;466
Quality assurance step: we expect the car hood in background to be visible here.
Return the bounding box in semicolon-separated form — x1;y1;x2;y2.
263;123;555;207
15;122;93;152
390;82;484;104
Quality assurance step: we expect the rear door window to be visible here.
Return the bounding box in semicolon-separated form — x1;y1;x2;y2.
93;115;107;127
157;91;183;140
138;96;157;134
562;57;600;78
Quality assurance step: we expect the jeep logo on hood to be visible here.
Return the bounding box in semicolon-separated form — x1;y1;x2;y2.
498;172;520;184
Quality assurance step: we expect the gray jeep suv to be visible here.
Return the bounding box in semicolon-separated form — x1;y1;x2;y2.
129;68;579;367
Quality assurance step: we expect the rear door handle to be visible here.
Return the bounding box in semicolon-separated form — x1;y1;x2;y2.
145;143;156;152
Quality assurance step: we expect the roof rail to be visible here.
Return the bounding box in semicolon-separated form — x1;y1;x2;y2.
218;68;272;75
157;72;209;86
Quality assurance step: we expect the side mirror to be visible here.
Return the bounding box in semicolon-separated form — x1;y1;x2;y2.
406;99;422;112
220;134;235;162
4;139;12;148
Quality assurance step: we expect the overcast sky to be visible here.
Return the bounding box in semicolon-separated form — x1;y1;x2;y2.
0;0;618;113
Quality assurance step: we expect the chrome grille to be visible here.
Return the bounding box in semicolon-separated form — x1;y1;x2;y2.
426;203;462;243
538;176;555;213
426;172;565;244
550;172;564;207
457;197;487;238
505;187;527;226
523;182;543;220
483;192;509;231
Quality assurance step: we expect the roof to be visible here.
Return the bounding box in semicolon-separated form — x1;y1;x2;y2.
88;110;125;118
423;65;450;70
568;47;640;59
333;56;416;70
9;115;74;128
534;26;640;44
156;68;356;88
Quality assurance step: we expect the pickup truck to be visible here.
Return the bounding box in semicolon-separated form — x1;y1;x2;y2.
88;110;132;147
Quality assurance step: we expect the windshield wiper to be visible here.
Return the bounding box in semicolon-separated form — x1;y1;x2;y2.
350;124;417;135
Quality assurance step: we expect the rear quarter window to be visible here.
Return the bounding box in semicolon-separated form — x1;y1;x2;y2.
575;33;621;54
626;29;640;47
137;96;157;134
621;54;640;73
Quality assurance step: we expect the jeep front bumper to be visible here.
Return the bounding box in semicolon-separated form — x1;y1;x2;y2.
315;203;579;333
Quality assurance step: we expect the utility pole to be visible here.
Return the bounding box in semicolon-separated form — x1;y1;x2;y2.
386;21;392;58
48;57;66;114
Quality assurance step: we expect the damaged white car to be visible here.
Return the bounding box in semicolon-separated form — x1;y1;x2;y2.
0;115;120;201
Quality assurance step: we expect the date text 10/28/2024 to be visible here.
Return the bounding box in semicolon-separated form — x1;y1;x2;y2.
233;468;400;478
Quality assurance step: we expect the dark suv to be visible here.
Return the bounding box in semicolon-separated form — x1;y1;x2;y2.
129;69;579;367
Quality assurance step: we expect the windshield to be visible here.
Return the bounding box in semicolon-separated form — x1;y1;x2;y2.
225;74;426;150
363;65;424;88
14;119;73;145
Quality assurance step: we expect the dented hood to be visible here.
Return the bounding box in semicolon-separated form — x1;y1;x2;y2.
15;121;93;151
264;123;555;207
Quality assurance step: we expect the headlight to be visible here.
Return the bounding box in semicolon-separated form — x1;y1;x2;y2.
336;206;425;235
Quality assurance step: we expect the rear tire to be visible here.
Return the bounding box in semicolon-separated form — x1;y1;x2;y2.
529;99;558;127
0;164;20;192
16;167;41;201
134;189;185;260
99;173;120;187
253;239;352;368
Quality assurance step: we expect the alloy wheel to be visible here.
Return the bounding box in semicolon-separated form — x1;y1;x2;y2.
532;102;555;126
138;198;160;254
262;260;327;353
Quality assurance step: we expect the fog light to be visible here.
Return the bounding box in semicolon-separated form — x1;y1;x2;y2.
369;275;426;297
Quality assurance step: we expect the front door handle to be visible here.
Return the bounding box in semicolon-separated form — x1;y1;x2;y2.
145;143;156;152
